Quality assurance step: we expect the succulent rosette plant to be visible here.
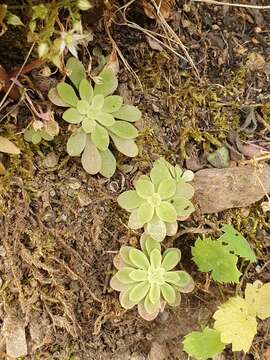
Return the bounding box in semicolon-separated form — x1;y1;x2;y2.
110;235;194;320
117;158;195;242
48;57;141;177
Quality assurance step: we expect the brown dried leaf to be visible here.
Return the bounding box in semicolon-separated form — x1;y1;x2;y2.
141;0;175;20
146;36;163;51
0;136;20;155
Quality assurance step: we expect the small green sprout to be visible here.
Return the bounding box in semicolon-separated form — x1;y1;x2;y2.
24;118;59;145
49;57;141;177
117;158;195;242
110;234;194;321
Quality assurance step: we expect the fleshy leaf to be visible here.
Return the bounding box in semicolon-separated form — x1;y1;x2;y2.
140;234;161;258
128;210;144;229
173;271;195;293
81;137;102;174
119;246;134;266
77;99;90;115
165;222;178;236
129;269;148;282
113;104;141;122
116;267;135;284
150;248;162;269
161;249;181;271
171;196;195;218
66;57;86;89
99;149;116;178
138;298;159;321
129;248;150;270
103;95;123;113
91;94;104;110
135;179;154;199
150;159;171;187
110;275;129;291
175;179;194;199
138;202;154;224
120;288;137;309
94;112;115;127
146;216;166;242
213;296;257;353
192;238;242;283
118;190;144;211
218;224;256;262
0;136;20;155
161;283;176;304
57;82;79;107
183;327;225;360
245;281;270;320
129;281;150;303
109;121;138;139
82;118;95;133
48;88;69;107
94;68;118;97
79;78;93;102
158;179;176;200
91;124;109;151
63;108;83;124
156;201;177;223
66;131;86;156
149;283;160;304
110;134;138;157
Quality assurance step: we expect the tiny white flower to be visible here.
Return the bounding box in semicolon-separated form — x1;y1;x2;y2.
55;29;92;58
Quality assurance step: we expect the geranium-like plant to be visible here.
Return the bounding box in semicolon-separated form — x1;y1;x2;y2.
110;235;194;320
117;158;195;242
48;57;141;177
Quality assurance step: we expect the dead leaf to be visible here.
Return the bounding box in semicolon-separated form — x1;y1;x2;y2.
246;52;265;72
261;201;270;213
3;316;27;358
0;161;6;175
141;0;175;20
103;45;119;75
0;136;20;155
146;36;163;51
193;164;270;213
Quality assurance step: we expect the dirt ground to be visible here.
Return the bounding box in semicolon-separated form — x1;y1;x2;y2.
0;1;270;359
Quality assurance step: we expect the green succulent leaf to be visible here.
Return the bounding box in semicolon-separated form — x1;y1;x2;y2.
146;216;166;242
91;94;104;109
128;210;144;229
150;248;162;269
82;118;96;133
165;222;178;236
175;179;194;199
156;201;177;223
109;121;138;139
103;95;123;113
129;269;148;282
99;149;116;178
91;124;109;151
161;283;176;304
183;327;225;360
117;190;144;211
116;268;135;284
218;224;256;262
192;238;242;283
119;246;134;266
135;179;154;199
149;283;160;304
138;202;154;224
94;112;115;127
113;104;141;122
81;137;102;174
158;178;176;199
140;234;161;258
66;131;86;156
120;288;137;309
66;57;86;89
150;159;171;187
143;294;160;316
94;68;118;97
129;248;150;270
129;281;150;303
161;249;181;271
79;78;93;102
57;82;79;107
63;108;83;124
171;196;195;218
48;88;69;107
77;99;90;115
110;134;138;157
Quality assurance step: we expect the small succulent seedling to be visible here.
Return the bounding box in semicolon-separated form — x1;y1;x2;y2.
183;281;270;359
192;224;256;283
110;234;194;321
24;118;59;145
117;158;195;242
49;57;141;177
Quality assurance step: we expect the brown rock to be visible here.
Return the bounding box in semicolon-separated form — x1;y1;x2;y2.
3;316;27;358
193;164;270;214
